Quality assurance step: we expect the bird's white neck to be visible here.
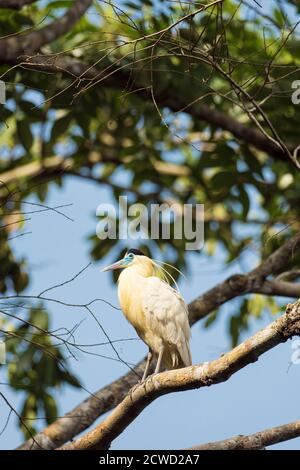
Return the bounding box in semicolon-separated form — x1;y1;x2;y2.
117;261;155;321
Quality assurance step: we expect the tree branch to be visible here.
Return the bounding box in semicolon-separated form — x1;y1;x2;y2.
59;299;300;450
17;361;146;450
156;93;290;162
0;0;92;60
189;230;300;324
189;419;300;450
0;0;37;8
18;231;300;450
252;235;300;279
2;52;294;165
0;153;190;188
254;280;300;298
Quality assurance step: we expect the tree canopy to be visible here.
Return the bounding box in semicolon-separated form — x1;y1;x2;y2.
0;0;300;449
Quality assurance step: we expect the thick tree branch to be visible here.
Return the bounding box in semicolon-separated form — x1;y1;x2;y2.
189;230;300;324
0;156;72;186
1;155;297;231
0;0;36;8
252;236;300;279
156;93;290;162
2;52;294;165
59;300;300;450
0;0;92;60
0;154;190;188
254;280;300;298
17;361;146;450
18;231;300;450
189;419;300;450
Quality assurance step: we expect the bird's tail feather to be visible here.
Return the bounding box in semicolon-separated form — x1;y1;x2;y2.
178;339;192;368
163;342;192;370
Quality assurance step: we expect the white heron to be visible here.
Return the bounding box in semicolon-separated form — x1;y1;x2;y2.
101;249;192;381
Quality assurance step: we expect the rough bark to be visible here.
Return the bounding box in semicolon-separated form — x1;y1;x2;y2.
189;419;300;450
0;0;92;60
59;299;300;450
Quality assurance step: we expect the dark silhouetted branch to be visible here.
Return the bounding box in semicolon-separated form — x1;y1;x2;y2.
0;0;37;8
0;0;92;60
1;51;294;166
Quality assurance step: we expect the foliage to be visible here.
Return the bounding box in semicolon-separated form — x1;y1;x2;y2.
1;306;80;437
0;0;300;437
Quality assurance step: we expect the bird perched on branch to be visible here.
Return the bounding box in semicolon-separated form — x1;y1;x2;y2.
101;249;192;381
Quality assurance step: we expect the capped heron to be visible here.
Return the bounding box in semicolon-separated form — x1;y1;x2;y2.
102;249;192;381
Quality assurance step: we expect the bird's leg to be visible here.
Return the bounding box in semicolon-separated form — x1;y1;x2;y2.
142;350;153;382
154;347;164;375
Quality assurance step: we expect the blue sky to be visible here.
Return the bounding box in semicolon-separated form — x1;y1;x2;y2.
0;176;299;450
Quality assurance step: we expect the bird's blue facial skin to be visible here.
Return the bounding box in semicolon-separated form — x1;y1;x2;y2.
123;253;134;266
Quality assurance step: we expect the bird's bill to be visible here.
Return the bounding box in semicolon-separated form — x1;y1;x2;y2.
101;259;125;272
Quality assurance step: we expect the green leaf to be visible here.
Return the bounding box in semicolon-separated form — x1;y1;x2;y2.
42;393;58;424
19;101;45;121
229;316;239;347
47;0;73;8
238;185;250;218
50;114;72;141
17;120;33;152
210;171;236;190
204;310;218;328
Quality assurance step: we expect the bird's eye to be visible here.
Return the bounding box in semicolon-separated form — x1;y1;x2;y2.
128;253;134;260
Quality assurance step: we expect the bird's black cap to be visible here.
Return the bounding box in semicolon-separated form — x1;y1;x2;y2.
127;248;146;256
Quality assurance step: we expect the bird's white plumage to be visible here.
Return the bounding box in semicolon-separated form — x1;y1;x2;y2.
106;252;192;377
142;277;191;368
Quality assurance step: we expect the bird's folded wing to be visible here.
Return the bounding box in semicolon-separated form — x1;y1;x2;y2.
142;277;191;366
